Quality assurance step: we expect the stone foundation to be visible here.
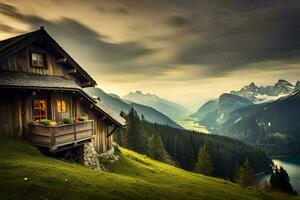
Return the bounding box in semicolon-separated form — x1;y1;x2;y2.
83;142;104;170
98;146;119;163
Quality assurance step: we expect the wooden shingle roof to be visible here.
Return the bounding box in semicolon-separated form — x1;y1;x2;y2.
0;71;80;89
95;101;127;127
0;31;35;52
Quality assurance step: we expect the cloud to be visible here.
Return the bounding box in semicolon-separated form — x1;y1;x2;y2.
0;3;152;64
173;0;300;76
0;0;300;80
166;16;192;27
0;23;21;33
98;5;130;15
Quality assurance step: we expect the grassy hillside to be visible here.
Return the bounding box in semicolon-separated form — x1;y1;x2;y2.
0;138;298;200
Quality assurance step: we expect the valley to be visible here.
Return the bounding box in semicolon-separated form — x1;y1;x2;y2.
189;80;300;157
85;78;300;197
1;2;300;199
85;79;300;158
176;117;209;133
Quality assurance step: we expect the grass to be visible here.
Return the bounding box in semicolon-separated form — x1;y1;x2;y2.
0;138;299;200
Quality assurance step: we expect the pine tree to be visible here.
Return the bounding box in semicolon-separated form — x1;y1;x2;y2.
235;159;253;187
270;165;280;190
141;114;145;121
147;133;168;162
194;144;214;176
114;111;128;147
270;165;296;195
126;107;148;154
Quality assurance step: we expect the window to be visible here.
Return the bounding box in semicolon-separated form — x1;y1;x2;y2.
31;52;46;68
57;99;67;113
33;99;47;121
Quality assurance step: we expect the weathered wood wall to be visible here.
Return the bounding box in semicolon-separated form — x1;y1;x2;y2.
0;43;72;78
0;91;114;153
0;91;32;139
74;99;114;153
94;120;114;153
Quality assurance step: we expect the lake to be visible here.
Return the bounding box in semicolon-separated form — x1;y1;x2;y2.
257;156;300;194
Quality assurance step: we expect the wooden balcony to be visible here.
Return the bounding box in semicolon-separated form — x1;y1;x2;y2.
30;120;94;152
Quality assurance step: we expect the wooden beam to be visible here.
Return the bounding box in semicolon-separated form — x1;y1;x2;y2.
57;58;67;64
107;126;118;137
81;81;91;87
67;68;77;74
99;116;106;121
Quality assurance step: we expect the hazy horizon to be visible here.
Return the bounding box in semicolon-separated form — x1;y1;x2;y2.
101;77;299;112
1;0;300;111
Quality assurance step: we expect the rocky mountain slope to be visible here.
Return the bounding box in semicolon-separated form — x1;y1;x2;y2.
230;79;297;103
191;94;253;129
219;91;300;147
193;79;299;128
192;80;300;154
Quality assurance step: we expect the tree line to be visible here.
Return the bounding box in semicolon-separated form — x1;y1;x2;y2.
115;108;272;178
114;107;296;195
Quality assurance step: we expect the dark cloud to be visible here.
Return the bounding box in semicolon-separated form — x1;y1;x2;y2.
0;23;21;33
0;3;152;65
1;1;300;79
166;16;192;27
173;0;300;76
97;5;130;15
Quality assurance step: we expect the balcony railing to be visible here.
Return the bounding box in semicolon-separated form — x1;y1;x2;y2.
30;120;94;151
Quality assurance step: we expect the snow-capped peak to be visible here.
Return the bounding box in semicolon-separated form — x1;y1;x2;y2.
231;79;299;104
276;79;293;86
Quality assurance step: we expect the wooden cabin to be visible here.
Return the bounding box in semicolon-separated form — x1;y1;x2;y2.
0;27;126;153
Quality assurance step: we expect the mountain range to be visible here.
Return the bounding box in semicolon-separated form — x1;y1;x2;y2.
220;91;300;141
84;87;181;129
123;91;188;121
231;79;299;103
192;80;300;155
85;79;300;155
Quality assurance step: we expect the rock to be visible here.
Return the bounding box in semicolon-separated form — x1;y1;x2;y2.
82;142;104;170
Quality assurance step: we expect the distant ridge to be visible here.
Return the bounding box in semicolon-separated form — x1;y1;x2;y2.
84;87;182;129
123;91;188;120
230;79;297;103
192;79;300;128
192;80;300;155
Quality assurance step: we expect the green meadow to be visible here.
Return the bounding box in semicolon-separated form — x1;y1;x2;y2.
0;138;298;200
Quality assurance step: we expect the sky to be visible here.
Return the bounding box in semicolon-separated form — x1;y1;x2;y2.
0;0;300;111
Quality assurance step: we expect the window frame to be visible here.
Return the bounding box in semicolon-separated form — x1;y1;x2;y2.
32;99;48;121
57;99;67;113
30;51;47;69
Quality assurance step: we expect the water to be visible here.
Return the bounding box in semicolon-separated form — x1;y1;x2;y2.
257;156;300;194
